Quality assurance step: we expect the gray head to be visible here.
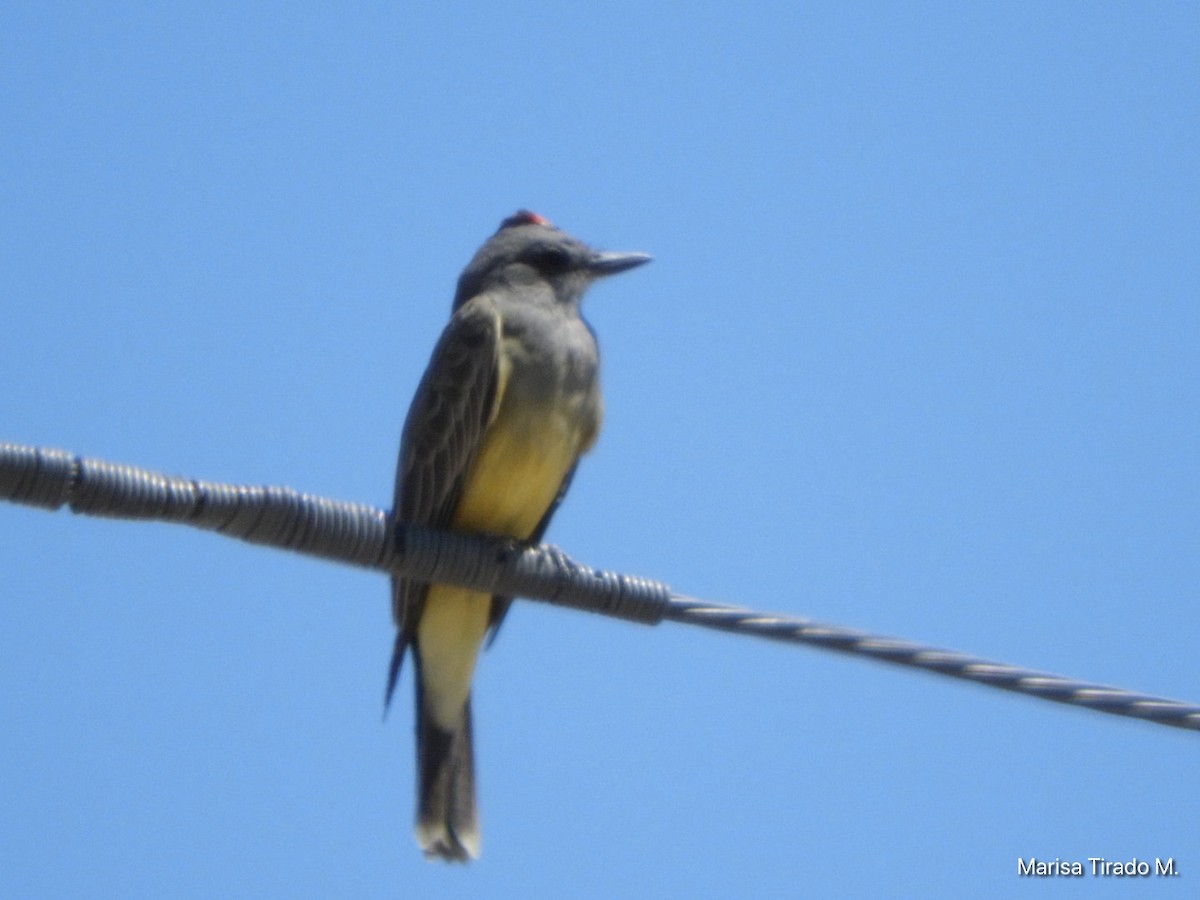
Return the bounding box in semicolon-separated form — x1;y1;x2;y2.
452;210;651;311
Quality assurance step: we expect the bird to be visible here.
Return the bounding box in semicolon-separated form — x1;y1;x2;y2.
386;211;651;861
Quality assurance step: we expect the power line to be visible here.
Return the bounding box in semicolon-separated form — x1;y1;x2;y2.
3;440;1197;733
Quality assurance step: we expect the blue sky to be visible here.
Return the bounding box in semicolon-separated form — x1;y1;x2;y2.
2;3;1197;897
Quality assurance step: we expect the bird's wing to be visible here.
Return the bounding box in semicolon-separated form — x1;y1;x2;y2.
386;296;502;709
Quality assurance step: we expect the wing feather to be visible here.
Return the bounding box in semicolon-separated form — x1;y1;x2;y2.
386;297;502;707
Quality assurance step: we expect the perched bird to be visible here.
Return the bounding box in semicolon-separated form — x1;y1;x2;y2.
387;211;651;861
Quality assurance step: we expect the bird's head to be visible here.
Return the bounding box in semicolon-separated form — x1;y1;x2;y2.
453;210;651;311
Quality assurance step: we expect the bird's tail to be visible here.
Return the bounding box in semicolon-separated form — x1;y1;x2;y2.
415;683;480;862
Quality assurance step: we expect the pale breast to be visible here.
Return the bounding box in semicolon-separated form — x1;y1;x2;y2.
450;309;601;538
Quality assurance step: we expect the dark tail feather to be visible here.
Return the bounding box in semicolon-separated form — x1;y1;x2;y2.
415;688;480;861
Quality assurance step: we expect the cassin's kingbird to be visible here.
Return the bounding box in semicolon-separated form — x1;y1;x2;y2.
386;211;651;861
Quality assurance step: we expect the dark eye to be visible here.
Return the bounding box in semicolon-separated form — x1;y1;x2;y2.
531;246;569;272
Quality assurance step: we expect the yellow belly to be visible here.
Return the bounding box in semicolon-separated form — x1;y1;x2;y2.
417;397;591;728
453;400;584;538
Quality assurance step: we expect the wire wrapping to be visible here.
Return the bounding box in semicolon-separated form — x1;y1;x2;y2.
2;440;1196;732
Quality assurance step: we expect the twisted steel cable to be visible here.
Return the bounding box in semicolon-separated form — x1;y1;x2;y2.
2;440;1197;733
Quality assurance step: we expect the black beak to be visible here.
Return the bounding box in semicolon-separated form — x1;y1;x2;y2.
587;250;653;276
